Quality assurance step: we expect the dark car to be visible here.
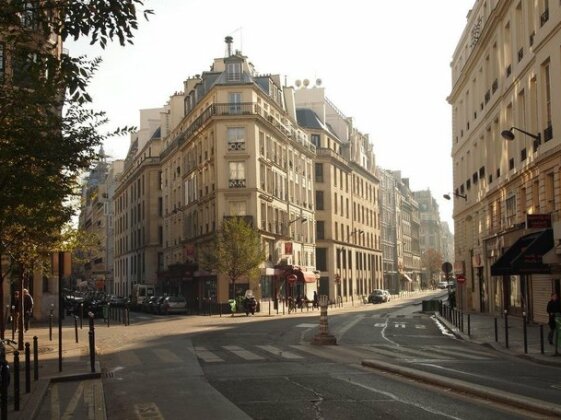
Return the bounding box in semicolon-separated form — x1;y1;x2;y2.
368;289;386;304
142;295;159;313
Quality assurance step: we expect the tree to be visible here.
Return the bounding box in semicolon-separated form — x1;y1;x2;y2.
200;218;266;299
0;1;152;337
421;248;444;289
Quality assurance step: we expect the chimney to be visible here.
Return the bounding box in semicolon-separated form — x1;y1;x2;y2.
225;36;233;57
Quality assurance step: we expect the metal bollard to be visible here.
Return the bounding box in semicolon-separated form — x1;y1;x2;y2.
107;306;110;328
11;307;15;341
80;303;84;329
24;343;30;394
1;361;8;420
49;306;53;341
219;303;222;318
522;312;528;354
504;310;509;349
460;311;464;332
540;325;544;354
268;300;271;316
75;316;79;343
13;351;20;411
494;317;498;342
88;313;96;373
126;307;130;326
467;314;471;337
33;336;38;381
282;299;285;315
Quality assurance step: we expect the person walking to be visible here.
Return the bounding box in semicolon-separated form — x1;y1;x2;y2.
23;289;34;332
547;292;561;345
10;290;20;331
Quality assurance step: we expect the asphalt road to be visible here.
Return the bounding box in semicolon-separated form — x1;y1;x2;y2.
72;296;561;419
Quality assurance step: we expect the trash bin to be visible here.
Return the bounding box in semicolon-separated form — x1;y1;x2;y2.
228;299;236;314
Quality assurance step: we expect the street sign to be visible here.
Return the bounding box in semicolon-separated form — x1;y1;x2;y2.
456;274;466;283
442;262;453;275
287;274;297;284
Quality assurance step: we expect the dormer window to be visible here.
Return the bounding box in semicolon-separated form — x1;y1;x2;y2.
227;62;241;82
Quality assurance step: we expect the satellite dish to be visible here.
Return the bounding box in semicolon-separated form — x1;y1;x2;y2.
316;78;322;86
295;79;302;87
303;79;310;87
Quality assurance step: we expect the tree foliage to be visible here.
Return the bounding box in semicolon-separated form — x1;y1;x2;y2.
421;248;444;285
200;218;266;298
0;1;151;336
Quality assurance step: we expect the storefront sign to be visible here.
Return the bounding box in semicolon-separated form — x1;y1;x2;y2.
284;242;293;254
526;214;551;229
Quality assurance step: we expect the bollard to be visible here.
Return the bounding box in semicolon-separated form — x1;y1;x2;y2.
504;310;509;349
268;300;271;316
282;299;285;315
351;295;354;307
33;336;38;381
126;306;130;326
467;314;471;337
80;303;84;329
24;343;30;394
219;303;222;318
107;306;110;328
312;295;337;345
11;307;15;341
523;312;528;354
88;313;96;373
13;351;20;411
49;306;53;341
1;361;8;420
460;311;464;332
75;317;79;343
540;325;545;354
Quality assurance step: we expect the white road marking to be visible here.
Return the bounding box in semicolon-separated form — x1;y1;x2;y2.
153;348;183;363
61;382;84;420
194;346;224;363
134;402;165;420
257;345;303;359
50;383;60;420
374;323;386;327
335;315;365;341
295;323;317;328
223;345;264;360
415;325;426;329
394;323;406;328
424;346;489;360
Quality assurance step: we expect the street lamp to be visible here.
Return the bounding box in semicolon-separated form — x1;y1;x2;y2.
443;192;467;201
500;126;541;143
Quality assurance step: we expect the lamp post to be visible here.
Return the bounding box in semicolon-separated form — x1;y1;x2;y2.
500;126;541;143
443;192;467;201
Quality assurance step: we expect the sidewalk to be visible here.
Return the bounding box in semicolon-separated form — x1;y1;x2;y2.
435;304;561;367
4;317;103;420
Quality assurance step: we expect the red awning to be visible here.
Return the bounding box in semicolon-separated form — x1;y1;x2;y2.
302;271;317;283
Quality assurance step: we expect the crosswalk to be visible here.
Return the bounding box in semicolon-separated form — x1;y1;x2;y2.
110;341;496;369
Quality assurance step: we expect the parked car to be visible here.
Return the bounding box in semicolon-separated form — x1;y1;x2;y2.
107;295;128;307
160;296;188;315
142;295;159;313
368;289;386;304
437;281;448;289
383;290;391;302
148;296;165;314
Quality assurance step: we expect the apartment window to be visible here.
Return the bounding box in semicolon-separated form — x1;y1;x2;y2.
509;158;515;170
229;201;247;216
227;127;245;151
315;163;324;182
506;195;516;226
229;92;241;114
20;2;36;29
316;191;324;210
13;48;37;88
228;162;246;188
545;173;554;211
311;134;320;147
521;148;527;161
316;221;325;240
316;248;327;271
226;62;241;81
543;61;552;139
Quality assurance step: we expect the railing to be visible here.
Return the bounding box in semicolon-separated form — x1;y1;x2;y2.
229;179;246;188
228;141;245;151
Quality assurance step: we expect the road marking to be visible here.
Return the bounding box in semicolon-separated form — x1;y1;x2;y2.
50;383;60;420
223;345;264;361
425;346;489;360
295;323;317;328
257;345;303;359
335;315;364;341
134;402;164;420
153;348;183;363
83;380;94;419
374;323;386;327
118;350;142;366
61;382;84;420
93;381;105;420
394;323;406;328
194;346;224;363
415;325;426;329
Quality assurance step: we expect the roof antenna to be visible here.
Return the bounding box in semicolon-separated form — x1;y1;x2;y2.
225;36;233;57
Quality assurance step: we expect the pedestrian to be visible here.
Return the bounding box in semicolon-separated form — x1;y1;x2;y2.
10;290;20;329
547;292;561;345
313;291;319;308
23;288;34;332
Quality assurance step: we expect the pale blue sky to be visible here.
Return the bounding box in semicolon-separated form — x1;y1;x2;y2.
68;0;476;230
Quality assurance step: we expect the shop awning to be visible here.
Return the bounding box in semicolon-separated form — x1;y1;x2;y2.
491;229;553;276
302;271;317;283
402;273;413;282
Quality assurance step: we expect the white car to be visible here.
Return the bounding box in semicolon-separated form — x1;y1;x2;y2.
383;290;391;302
437;281;448;289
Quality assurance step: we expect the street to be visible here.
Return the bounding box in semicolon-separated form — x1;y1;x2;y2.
39;294;561;419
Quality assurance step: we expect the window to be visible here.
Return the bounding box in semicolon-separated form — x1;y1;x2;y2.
311;134;320;147
13;48;37;88
505;195;516;226
226;62;241;81
229;92;241;114
316;191;324;210
316;221;325;240
228;162;245;188
229;201;247;216
20;2;36;29
315;163;323;182
227;127;245;151
509;158;515;170
316;248;327;271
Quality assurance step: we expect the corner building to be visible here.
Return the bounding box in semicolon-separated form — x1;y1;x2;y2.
159;45;317;307
449;1;561;322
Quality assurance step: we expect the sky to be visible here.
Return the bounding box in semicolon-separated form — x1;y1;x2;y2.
68;0;477;230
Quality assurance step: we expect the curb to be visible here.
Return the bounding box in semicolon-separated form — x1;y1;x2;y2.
361;358;561;418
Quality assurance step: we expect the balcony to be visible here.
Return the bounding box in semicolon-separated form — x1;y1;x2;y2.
228;141;245;151
540;9;549;27
544;125;553;143
229;179;246;188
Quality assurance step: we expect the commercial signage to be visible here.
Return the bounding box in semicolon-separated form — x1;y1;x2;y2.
456;274;466;283
526;214;551;229
284;242;293;255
